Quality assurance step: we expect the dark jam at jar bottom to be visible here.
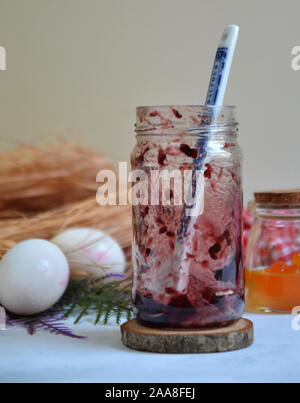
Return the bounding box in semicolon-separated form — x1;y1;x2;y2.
133;292;244;329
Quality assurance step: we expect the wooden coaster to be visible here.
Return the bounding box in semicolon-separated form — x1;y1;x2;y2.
121;318;254;354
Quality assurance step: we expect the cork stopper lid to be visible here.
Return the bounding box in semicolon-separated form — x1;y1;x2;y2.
254;189;300;205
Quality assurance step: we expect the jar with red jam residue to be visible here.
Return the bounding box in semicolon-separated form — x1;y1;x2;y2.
131;105;243;328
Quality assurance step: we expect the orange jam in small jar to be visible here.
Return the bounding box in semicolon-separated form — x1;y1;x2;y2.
245;190;300;313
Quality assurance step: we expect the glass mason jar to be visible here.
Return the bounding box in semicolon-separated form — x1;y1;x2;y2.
246;191;300;313
131;105;244;328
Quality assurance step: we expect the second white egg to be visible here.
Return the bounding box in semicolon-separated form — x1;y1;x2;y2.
52;228;126;279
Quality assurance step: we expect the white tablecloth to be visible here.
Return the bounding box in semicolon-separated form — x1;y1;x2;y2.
0;314;299;383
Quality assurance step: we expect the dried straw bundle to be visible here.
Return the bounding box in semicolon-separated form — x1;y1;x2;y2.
0;143;132;277
0;143;115;216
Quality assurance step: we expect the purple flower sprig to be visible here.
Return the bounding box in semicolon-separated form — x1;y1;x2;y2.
6;312;85;339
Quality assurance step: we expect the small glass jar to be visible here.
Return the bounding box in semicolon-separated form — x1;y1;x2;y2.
245;190;300;313
131;105;244;328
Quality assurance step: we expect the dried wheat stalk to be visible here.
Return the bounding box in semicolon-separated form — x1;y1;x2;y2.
0;142;115;215
0;143;132;277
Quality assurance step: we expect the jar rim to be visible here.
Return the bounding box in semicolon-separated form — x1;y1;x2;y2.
255;204;300;220
136;105;237;111
135;105;238;134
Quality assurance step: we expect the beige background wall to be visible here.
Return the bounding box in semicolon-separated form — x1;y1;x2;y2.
0;0;299;202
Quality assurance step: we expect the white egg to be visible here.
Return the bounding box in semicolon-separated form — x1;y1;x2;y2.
52;228;126;279
0;239;69;316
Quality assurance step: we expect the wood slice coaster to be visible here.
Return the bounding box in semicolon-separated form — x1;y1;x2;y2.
121;318;254;354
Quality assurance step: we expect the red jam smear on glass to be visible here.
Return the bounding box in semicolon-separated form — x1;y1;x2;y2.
132;106;243;328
